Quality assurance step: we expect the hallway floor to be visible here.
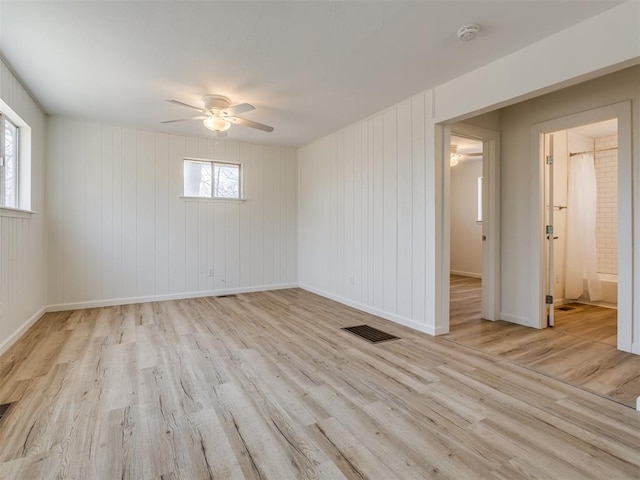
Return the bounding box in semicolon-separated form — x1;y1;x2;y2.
445;274;640;408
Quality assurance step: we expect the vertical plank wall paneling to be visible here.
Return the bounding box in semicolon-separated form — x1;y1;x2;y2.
0;60;47;354
46;116;297;309
298;93;433;334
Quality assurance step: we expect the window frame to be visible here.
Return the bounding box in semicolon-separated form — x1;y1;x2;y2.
0;99;33;216
182;157;243;201
0;114;19;209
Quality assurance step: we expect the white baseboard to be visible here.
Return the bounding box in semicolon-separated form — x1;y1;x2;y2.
450;270;482;279
299;283;441;336
46;283;299;312
1;285;297;356
0;306;47;356
500;312;535;328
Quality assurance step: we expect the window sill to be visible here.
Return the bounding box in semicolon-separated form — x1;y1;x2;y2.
0;206;37;218
180;196;246;203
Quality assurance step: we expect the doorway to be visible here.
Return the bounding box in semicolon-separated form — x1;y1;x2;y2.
441;123;500;334
449;134;484;328
543;119;619;344
534;102;632;352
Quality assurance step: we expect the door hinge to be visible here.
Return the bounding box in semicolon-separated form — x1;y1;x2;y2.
546;295;554;305
546;225;553;235
546;155;553;165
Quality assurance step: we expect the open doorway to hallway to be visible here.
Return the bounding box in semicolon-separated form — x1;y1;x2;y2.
442;103;638;409
449;134;484;330
440;121;500;335
437;69;638;409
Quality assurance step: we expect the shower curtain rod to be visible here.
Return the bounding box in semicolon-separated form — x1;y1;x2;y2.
569;146;618;156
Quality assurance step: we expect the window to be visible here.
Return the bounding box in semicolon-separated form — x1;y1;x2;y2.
0;114;19;208
184;159;241;199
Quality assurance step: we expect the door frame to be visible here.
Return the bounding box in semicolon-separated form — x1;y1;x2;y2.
437;123;501;334
531;101;632;352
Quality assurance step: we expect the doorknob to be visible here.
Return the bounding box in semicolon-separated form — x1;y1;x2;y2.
482;235;487;241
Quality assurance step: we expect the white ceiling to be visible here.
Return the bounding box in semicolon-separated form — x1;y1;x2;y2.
0;1;624;147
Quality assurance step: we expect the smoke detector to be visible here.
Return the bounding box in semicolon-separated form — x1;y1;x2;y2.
457;24;480;42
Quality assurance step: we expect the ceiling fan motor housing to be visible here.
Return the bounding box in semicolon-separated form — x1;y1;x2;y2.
203;94;232;111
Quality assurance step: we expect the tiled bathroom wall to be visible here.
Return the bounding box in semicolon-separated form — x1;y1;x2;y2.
595;134;618;274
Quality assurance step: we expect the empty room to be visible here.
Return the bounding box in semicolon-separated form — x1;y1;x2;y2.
1;1;640;479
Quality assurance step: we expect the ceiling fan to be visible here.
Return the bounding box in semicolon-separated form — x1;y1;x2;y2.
162;94;274;137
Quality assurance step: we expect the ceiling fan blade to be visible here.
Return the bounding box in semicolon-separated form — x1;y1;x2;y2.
228;116;274;133
161;116;207;124
166;99;207;113
225;103;255;116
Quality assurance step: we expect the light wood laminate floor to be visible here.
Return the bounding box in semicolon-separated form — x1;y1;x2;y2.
1;289;639;479
446;274;640;408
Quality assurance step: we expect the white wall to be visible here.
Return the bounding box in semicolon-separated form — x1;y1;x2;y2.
450;159;482;277
0;59;47;355
46;117;297;309
300;2;638;338
3;0;637;352
431;1;639;334
298;94;432;333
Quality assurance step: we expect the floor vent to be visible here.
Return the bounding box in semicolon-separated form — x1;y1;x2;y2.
342;325;399;344
217;294;237;298
0;403;16;426
557;306;576;311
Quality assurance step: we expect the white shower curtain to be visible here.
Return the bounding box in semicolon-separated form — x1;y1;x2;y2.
564;152;602;301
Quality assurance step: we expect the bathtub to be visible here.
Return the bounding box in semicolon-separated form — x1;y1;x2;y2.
598;273;618;305
564;273;618;308
578;273;617;306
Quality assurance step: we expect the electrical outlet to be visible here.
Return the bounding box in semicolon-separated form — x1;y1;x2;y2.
207;269;214;277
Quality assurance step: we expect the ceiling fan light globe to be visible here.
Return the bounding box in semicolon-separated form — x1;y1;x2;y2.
203;116;231;132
